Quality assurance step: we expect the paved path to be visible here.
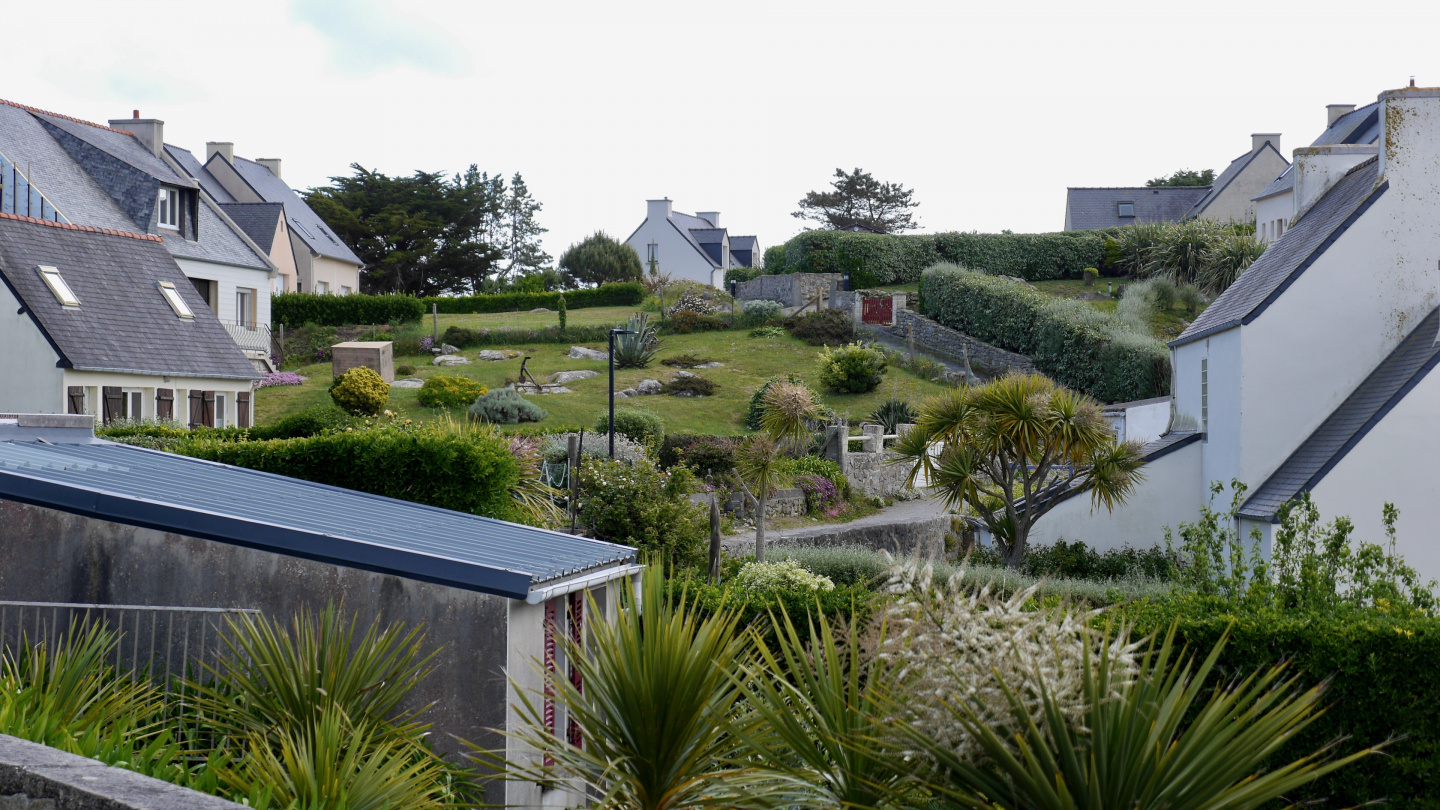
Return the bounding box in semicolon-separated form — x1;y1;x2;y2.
725;494;953;552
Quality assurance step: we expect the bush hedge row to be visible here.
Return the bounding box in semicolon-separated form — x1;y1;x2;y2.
920;264;1169;402
272;292;425;327
418;282;645;315
769;230;1107;287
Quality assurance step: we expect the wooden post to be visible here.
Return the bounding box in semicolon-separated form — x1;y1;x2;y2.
432;303;439;343
963;343;974;383
709;494;723;584
569;430;583;534
278;323;285;368
907;321;915;365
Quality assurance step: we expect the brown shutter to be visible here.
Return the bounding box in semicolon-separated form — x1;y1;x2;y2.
156;388;174;421
202;391;216;428
67;386;84;415
188;390;204;429
237;391;251;429
101;386;123;425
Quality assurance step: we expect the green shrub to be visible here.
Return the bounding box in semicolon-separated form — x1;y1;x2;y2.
272;293;425;328
745;374;805;431
783;309;854;346
680;576;876;653
557;293;567;333
328;367;390;415
578;459;707;570
248;404;355;439
741;299;784;321
920;263;1169;402
817;342;887;393
661;375;718;397
417;375;488;409
177;425;521;519
469;387;547;424
439;325;479;348
1082;266;1099;285
733;559;835;592
594;407;665;445
667;289;718;316
657;434;738;476
1177;283;1205;314
663;310;729;334
748;325;786;339
418;282;644;315
776;455;848;500
395;364;416;376
770;229;1105;286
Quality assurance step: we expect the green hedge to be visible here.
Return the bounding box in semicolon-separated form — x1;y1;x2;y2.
920;264;1168;402
176;427;520;520
272;293;425;328
419;282;644;315
770;230;1107;287
1125;599;1440;807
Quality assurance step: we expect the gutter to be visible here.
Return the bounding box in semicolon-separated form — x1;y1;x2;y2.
525;563;645;604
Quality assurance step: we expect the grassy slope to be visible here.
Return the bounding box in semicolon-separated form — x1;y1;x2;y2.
428;305;640;332
257;329;954;435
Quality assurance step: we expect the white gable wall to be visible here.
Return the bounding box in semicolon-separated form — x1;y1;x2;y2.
0;281;64;413
625;217;717;288
1198;145;1289;223
1254;192;1292;243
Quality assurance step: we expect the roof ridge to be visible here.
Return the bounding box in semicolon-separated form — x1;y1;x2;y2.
0;99;135;136
1067;186;1212;191
0;211;161;242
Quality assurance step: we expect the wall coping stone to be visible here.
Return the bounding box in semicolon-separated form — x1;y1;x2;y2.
0;735;244;810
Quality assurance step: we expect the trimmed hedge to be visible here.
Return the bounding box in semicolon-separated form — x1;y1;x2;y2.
272;292;425;328
920;264;1168;402
770;230;1107;287
1124;599;1440;807
177;427;520;520
418;282;644;315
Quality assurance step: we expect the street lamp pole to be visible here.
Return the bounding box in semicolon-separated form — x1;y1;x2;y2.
608;328;637;459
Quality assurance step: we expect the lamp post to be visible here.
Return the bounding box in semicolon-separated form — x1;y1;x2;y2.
608;328;637;459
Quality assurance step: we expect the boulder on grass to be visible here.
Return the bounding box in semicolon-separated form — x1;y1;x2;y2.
636;379;662;395
550;370;599;384
433;355;470;366
569;346;609;361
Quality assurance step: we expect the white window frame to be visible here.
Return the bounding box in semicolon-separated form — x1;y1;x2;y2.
157;187;179;229
236;287;256;329
340;285;352;296
315;281;330;295
158;281;195;319
1200;358;1209;438
122;388;145;421
214;393;227;428
37;265;80;307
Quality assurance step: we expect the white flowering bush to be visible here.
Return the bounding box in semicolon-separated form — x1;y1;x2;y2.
667;290;718;316
734;559;836;593
881;559;1139;763
542;431;646;464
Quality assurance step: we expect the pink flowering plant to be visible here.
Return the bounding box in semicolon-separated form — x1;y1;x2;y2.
256;372;304;389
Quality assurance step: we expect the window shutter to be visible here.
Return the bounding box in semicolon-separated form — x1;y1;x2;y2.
237;391;251;429
156;388;174;421
567;592;584;750
102;386;122;425
67;386;84;415
188;390;203;429
202;391;216;428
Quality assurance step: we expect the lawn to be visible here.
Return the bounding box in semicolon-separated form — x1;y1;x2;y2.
419;304;641;333
257;329;955;435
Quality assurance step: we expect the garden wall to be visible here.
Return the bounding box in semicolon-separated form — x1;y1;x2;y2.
722;488;806;520
0;734;244;809
734;273;842;307
726;514;951;559
871;310;1037;377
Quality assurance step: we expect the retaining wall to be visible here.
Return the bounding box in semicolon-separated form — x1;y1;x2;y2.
872;310;1035;377
735;273;842;307
726;514;952;559
0;734;243;809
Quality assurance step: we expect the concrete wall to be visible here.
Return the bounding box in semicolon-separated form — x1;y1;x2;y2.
1106;399;1170;445
1254;191;1293;243
1199;144;1289;224
0;734;244;809
724;488;806;519
874;310;1037;377
0;283;65;413
267;217;299;294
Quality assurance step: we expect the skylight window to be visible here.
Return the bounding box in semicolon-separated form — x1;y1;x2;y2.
36;266;79;307
1117;202;1135;217
157;281;195;319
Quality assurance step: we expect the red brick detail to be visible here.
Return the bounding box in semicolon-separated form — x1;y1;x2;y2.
0;212;162;242
0;98;136;135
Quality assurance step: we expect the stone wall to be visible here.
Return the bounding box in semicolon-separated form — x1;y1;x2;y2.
724;487;806;519
844;449;914;499
726;514;953;559
871;310;1035;377
0;733;243;809
735;273;842;308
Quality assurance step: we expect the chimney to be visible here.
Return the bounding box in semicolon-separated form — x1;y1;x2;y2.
1292;144;1379;219
1327;104;1356;127
1251;133;1281;154
206;142;234;163
256;158;282;179
107;115;164;158
646;198;673;221
697;211;720;227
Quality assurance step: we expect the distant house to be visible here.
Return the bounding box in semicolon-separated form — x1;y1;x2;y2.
0;214;259;425
624;199;761;288
1253;103;1380;243
1065;134;1289;230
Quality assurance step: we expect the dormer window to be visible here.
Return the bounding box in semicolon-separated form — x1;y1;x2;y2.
1117;202;1135;218
157;281;195;319
157;186;180;228
37;266;79;308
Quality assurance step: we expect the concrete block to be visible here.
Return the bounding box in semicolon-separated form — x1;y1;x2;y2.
331;341;395;383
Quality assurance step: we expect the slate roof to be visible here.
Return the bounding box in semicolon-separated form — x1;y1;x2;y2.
0;434;638;599
164;145;235;203
1064;187;1210;230
730;235;758;252
162;202;271;270
222;156;363;266
1239;307;1440;520
217;202;283;253
1028;429;1201;509
690;228;726;244
0;214;258;380
1254;165;1294;202
32;114;191;189
1172;157;1383;347
1186;140;1285;219
1254;104;1380;202
0;105;137;232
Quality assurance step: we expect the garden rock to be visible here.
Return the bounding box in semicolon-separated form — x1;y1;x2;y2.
694;362;723;369
549;370;599;384
530;307;552;313
569;346;609;361
432;354;470;366
619;387;638;398
673;370;697;379
392;378;425;388
440;343;460;355
636;379;662;395
477;349;520;361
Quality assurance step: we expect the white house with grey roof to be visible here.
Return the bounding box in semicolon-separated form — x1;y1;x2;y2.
625;199;761;288
1033;85;1440;583
1253;102;1381;243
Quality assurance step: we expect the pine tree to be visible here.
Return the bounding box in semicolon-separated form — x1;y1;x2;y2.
503;173;551;280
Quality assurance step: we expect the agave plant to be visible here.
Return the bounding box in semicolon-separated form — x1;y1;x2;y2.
902;626;1379;810
868;396;916;434
613;313;660;368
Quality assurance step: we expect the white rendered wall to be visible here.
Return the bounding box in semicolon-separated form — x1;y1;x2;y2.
625;218;717;288
61;370;252;425
1172;329;1242;489
1254;192;1292;242
0;282;64;413
175;258;272;327
1121;400;1170;445
1027;441;1204;552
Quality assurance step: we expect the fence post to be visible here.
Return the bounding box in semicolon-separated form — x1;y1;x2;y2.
709;495;722;584
567;434;580;533
432;303;439;343
907;320;915;365
278;323;285;368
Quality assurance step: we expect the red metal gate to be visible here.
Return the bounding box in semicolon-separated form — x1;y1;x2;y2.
862;296;893;324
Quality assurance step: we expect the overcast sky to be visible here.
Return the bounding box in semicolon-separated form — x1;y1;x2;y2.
10;0;1439;261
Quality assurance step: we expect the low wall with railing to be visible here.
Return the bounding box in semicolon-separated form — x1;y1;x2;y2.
0;734;243;809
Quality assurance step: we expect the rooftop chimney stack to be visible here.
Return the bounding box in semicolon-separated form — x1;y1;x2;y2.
646;198;673;221
107;115;164;158
206;142;234;164
1252;133;1281;153
1327;104;1356;127
697;211;720;227
256;158;282;179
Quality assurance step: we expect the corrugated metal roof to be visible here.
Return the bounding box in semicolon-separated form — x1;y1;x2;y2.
1064;187;1209;230
0;437;637;599
1239;307;1440;520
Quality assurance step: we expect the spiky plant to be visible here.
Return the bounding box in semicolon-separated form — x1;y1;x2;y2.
613;313;661;368
760;381;820;450
868;396;916;434
1200;230;1266;294
736;435;791;563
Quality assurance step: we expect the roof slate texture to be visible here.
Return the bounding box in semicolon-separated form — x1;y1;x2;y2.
0;106;136;232
225;157;362;266
1255;104;1380;202
164;145;235;203
1240;307;1440;520
1173;158;1382;346
165;202;272;270
216;202;283;253
33;113;191;188
1065;186;1210;230
0;215;258;379
0;437;637;599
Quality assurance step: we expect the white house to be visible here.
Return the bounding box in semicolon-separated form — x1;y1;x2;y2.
624;199;760;288
1033;85;1440;582
1253;102;1381;243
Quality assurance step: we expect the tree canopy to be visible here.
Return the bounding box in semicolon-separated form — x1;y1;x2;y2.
304;165;550;295
558;232;643;287
1146;169;1215;188
793;168;918;234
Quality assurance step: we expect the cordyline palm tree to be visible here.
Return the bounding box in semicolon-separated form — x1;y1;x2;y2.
891;373;1145;567
738;381;821;562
